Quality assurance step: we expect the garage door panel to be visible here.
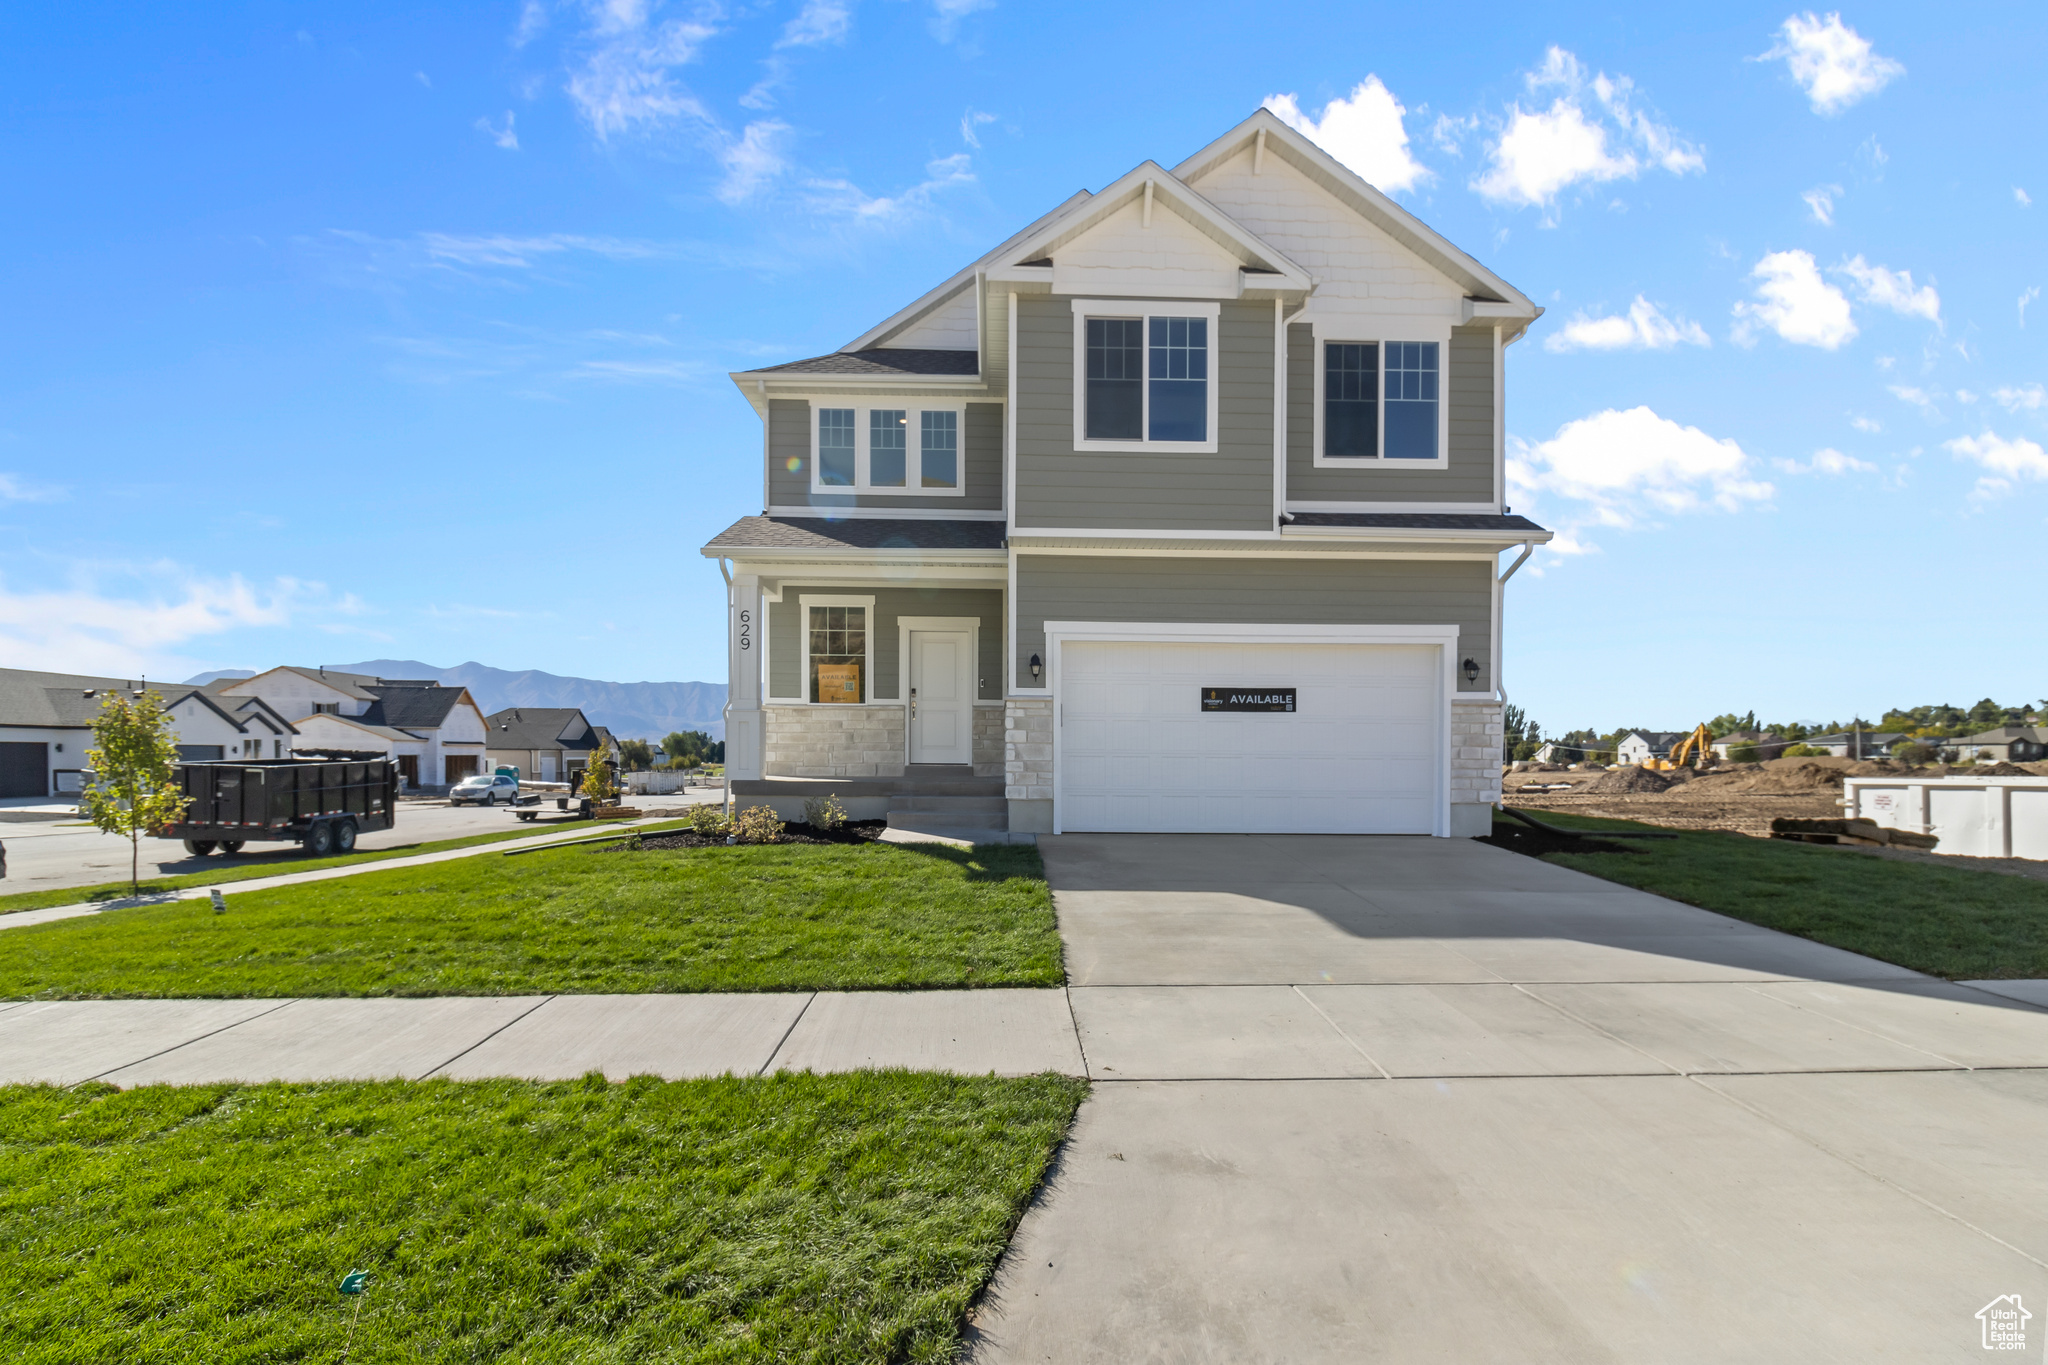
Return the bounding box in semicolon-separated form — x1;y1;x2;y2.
1058;640;1443;834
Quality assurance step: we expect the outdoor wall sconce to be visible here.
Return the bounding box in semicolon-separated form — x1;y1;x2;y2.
1029;653;1043;681
1461;657;1480;686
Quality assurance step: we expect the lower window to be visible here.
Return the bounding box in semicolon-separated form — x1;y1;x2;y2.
808;605;866;704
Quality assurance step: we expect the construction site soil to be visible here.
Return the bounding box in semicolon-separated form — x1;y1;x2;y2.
1503;756;2048;840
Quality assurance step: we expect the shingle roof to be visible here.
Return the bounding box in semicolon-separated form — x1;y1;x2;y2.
705;516;1007;552
359;684;466;730
1286;513;1550;533
740;348;979;377
487;707;598;751
0;667;208;729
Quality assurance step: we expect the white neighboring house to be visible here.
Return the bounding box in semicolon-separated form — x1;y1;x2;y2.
1614;731;1684;766
0;667;298;799
211;666;492;789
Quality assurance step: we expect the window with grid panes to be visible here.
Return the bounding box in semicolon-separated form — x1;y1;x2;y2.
1085;318;1143;439
1382;341;1439;459
808;605;866;704
1323;342;1378;458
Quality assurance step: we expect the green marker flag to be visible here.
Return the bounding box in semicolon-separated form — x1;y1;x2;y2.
340;1270;371;1296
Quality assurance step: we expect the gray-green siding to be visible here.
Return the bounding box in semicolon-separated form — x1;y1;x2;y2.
768;587;1005;701
1285;323;1496;504
766;399;1004;513
1012;555;1493;692
1014;297;1276;531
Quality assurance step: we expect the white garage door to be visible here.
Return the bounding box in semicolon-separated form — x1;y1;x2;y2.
1058;640;1442;834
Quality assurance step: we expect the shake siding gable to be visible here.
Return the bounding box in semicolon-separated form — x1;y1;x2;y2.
765;398;1004;513
1013;555;1493;692
1285;324;1497;503
1014;296;1274;532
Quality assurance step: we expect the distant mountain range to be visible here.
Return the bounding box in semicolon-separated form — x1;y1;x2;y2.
182;661;726;740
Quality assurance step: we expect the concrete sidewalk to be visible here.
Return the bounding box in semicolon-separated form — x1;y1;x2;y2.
0;988;1083;1086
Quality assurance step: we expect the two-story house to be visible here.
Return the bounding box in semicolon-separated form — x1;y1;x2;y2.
701;110;1551;837
209;666;492;788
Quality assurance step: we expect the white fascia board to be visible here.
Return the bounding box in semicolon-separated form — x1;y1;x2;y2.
1044;620;1460;646
763;506;1005;521
840;189;1095;353
1175;109;1536;316
996;161;1314;293
699;544;1005;565
739;371;990;390
1280;525;1554;550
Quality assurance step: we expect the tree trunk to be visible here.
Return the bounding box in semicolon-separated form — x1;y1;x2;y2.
131;828;139;898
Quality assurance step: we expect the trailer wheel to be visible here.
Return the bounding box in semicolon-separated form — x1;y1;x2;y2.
181;839;217;857
303;822;336;858
335;819;358;854
219;841;245;855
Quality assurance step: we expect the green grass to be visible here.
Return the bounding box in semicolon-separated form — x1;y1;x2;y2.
0;816;667;916
0;841;1062;999
0;1071;1086;1363
1512;809;2048;979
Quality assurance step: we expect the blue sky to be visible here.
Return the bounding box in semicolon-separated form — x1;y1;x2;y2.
0;2;2040;734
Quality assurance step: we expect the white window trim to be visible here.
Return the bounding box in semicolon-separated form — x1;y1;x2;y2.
796;593;878;706
809;403;968;497
1069;299;1223;454
1310;324;1451;470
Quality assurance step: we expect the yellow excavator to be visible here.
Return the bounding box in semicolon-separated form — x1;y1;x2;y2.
1645;724;1715;771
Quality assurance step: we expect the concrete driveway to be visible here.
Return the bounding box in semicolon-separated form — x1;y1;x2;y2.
966;833;2048;1363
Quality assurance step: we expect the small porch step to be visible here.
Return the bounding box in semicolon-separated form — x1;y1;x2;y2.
886;794;1008;832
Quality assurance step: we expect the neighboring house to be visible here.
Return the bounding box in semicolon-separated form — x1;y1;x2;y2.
1614;732;1685;766
1710;730;1789;760
700;109;1552;837
211;666;491;788
0;667;298;799
1802;731;1907;759
485;708;620;784
1532;740;1605;765
1949;726;2048;763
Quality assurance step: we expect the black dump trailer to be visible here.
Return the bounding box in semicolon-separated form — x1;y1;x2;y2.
160;758;397;857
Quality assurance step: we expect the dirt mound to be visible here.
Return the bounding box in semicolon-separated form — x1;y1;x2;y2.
1583;765;1674;794
1974;761;2035;777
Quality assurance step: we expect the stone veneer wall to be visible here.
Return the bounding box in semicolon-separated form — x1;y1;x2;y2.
1004;698;1054;800
763;705;905;778
1451;698;1504;808
763;704;1005;779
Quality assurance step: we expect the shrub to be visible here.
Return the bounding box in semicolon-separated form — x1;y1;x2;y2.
1729;744;1760;763
684;804;731;837
802;792;847;831
733;804;785;844
1892;741;1935;766
1781;743;1827;757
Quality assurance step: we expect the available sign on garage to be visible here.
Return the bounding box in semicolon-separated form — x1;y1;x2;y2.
1201;687;1296;713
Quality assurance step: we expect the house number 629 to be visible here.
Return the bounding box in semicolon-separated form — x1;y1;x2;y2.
737;609;752;651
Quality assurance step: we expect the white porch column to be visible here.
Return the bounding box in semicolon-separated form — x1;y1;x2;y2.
726;571;765;779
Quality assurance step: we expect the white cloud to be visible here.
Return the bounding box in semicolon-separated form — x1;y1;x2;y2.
565;4;717;140
1836;254;1940;326
960;107;997;148
806;153;975;222
415;70;432;88
930;0;992;41
475;111;519;150
513;0;548;47
1776;447;1875;475
1263;77;1431;193
1948;431;2048;501
1802;183;1840;225
1889;384;1936;408
0;569;342;677
715;120;790;203
1473;48;1701;217
1957;388;1979;404
1761;12;1905;115
2021;287;2040;327
776;0;850;47
1509;406;1773;523
1850;415;1881;432
1994;384;2045;411
2018;187;2034;208
410;232;666;268
1731;250;1856;349
1544;295;1710;352
0;472;65;503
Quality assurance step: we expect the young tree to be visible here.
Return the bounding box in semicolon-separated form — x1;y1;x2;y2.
617;738;655;771
1502;704;1528;763
80;690;190;898
579;751;618;802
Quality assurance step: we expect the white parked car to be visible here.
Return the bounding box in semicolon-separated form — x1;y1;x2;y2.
450;773;519;806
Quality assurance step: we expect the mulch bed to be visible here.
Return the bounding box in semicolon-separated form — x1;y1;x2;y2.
603;820;890;851
1480;820;1642;860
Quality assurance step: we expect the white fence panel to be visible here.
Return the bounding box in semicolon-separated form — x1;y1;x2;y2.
1846;776;2048;860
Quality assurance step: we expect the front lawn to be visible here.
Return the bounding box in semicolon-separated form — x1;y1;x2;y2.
0;815;669;917
0;841;1062;999
0;1071;1086;1363
1503;810;2048;979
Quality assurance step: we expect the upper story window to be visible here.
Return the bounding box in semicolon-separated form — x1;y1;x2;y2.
1072;300;1221;453
811;404;964;495
1316;337;1444;466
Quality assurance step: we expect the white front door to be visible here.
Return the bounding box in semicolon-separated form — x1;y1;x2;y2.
909;629;973;765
